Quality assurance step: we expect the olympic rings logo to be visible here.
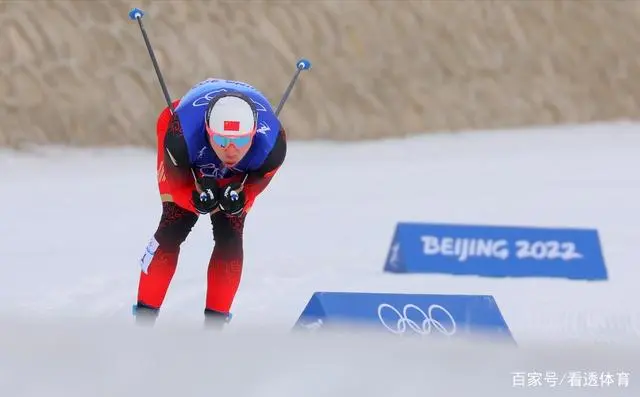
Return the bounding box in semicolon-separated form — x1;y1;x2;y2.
377;303;457;336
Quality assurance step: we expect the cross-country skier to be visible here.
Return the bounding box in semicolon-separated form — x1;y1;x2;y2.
133;78;287;328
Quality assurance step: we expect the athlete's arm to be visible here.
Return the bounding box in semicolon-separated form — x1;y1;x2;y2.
242;126;287;205
163;111;196;187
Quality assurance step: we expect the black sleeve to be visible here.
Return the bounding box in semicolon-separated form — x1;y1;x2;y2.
251;126;287;178
163;112;194;183
238;126;287;205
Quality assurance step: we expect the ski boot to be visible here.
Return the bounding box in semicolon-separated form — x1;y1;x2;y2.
204;308;232;330
132;302;159;326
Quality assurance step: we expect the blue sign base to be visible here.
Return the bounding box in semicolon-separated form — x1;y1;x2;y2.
293;291;515;343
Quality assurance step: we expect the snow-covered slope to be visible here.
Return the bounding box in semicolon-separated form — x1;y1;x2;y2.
0;122;638;396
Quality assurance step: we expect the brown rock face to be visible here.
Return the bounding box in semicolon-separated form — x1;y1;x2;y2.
1;1;639;147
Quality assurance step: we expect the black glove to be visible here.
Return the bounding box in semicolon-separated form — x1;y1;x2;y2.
192;177;220;215
218;182;245;216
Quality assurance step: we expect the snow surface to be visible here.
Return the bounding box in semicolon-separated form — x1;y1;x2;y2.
1;122;639;396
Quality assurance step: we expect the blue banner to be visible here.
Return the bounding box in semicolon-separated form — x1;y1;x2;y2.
293;292;514;342
383;222;607;280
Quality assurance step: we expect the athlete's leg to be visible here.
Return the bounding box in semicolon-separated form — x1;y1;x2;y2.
204;210;246;327
136;202;198;309
134;101;198;323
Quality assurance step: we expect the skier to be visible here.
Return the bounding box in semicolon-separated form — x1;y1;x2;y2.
133;78;287;328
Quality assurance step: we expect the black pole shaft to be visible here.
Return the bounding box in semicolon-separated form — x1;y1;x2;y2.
275;68;302;116
136;16;175;114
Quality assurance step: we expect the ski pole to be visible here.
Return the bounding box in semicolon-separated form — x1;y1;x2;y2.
128;8;175;115
275;59;312;116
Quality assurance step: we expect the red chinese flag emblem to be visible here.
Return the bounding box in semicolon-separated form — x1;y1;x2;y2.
223;120;240;132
